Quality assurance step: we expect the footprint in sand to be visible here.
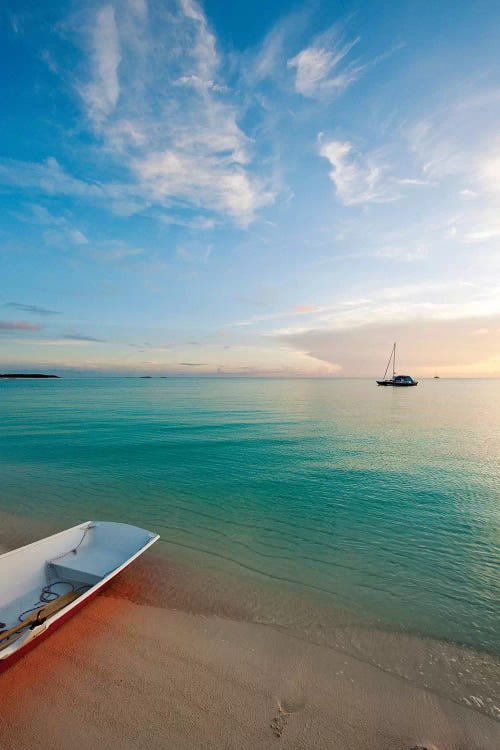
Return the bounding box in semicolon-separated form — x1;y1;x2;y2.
271;686;306;738
270;709;288;738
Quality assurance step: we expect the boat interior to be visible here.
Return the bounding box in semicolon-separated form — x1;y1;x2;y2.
0;571;85;634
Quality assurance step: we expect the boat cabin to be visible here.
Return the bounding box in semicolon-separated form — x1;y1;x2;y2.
393;375;416;384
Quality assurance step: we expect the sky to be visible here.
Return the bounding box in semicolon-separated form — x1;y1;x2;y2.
1;0;500;377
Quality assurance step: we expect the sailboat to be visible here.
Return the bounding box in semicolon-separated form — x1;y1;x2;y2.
376;342;418;387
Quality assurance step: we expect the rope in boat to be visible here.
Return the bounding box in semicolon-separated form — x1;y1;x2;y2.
45;523;90;589
48;524;91;565
17;525;93;623
18;581;91;623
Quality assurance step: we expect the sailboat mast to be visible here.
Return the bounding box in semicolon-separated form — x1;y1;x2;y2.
382;344;393;380
393;342;396;379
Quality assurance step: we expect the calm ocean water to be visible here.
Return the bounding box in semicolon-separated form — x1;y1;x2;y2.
1;377;499;709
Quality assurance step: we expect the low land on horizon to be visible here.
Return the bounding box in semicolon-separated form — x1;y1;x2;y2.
0;373;60;379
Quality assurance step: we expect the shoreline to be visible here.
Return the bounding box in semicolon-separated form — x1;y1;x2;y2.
1;508;499;728
1;593;499;749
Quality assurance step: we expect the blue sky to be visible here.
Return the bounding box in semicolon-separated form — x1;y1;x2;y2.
1;0;500;376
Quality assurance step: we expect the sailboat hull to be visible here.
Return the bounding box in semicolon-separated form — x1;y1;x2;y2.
377;379;418;386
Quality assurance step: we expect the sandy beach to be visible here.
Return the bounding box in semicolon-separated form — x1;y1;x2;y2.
1;585;499;750
1;511;499;750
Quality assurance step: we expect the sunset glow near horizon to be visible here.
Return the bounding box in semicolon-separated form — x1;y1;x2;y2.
1;0;500;377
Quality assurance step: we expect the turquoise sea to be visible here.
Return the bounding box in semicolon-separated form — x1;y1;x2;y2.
1;378;499;716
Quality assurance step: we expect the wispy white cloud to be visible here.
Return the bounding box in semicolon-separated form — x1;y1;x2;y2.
407;119;465;179
179;0;217;78
42;227;89;248
406;87;500;196
396;177;431;186
176;244;212;263
317;128;451;206
68;229;89;245
26;204;66;225
476;149;500;195
230;303;324;328
373;244;429;262
79;5;121;126
0;158;142;218
400;91;500;251
159;213;217;230
1;1;276;227
460;227;500;243
133;147;272;224
318;137;396;205
19;202;89;247
443;205;500;247
89;246;145;262
288;25;361;98
40;48;59;74
0;157;102;199
252;24;287;82
73;0;274;225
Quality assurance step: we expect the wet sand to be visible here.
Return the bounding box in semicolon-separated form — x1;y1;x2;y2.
1;592;499;750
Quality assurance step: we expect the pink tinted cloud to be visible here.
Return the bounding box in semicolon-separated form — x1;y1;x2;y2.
290;304;319;314
0;320;41;331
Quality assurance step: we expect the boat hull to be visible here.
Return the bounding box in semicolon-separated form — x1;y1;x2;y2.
376;380;418;386
0;521;159;672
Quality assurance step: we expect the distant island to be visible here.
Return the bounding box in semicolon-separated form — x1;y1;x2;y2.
0;373;60;379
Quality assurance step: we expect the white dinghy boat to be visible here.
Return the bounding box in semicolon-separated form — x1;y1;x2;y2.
0;521;159;671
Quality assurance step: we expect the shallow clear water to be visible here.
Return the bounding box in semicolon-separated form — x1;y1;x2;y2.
0;377;499;659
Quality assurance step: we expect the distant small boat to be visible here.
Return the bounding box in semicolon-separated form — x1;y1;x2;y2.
0;521;159;672
434;375;440;379
376;342;418;387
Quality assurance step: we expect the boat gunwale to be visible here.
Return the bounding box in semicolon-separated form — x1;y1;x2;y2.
0;521;93;562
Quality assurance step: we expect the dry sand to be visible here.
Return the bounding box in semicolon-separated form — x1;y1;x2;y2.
1;591;499;750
